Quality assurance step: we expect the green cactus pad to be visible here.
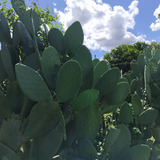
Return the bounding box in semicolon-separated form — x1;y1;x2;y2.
95;67;121;96
154;49;160;60
107;82;130;105
56;60;82;103
0;142;20;160
129;71;137;80
13;21;34;54
151;127;160;142
151;96;160;109
0;13;12;44
1;43;15;80
0;118;22;152
153;64;160;81
105;124;131;160
130;79;139;93
131;62;141;77
8;45;19;65
92;58;99;68
103;128;121;152
123;73;132;84
137;54;145;75
74;45;93;90
144;65;150;86
75;101;101;141
12;23;20;48
129;144;150;160
0;90;12;118
144;65;152;101
146;87;152;103
63;21;84;52
65;121;77;147
78;138;97;160
146;84;152;102
0;54;7;83
144;56;149;65
29;117;64;160
20;96;36;119
149;58;157;65
20;10;40;36
41;46;60;89
6;81;23;114
150;83;160;97
132;93;143;117
118;77;128;83
11;0;26;15
72;89;99;111
137;108;158;125
119;102;133;125
15;63;51;102
23;53;41;70
48;28;64;53
93;60;110;87
22;101;62;142
143;48;151;59
59;148;83;160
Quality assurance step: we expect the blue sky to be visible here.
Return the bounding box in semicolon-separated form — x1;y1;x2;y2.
24;1;160;59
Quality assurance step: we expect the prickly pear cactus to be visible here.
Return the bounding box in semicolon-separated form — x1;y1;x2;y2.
0;0;158;160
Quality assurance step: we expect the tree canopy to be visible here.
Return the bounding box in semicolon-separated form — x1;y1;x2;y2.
0;0;62;28
0;0;63;45
103;41;150;73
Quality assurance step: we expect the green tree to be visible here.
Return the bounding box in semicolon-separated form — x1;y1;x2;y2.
103;42;148;73
148;41;160;51
0;0;63;44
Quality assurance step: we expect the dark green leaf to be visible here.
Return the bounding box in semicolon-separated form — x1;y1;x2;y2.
15;63;52;102
41;46;60;89
22;101;62;142
63;21;84;52
137;108;158;125
56;60;82;103
72;89;99;111
48;28;64;53
74;45;93;90
119;102;133;125
129;144;150;160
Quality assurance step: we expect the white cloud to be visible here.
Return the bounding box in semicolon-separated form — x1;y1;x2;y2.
96;0;102;4
56;0;145;51
53;2;57;6
150;5;160;31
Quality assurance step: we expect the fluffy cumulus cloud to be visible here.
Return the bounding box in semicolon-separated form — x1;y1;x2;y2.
56;0;145;51
150;5;160;31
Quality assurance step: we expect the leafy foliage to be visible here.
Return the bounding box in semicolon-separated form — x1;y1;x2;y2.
0;0;63;45
104;42;148;72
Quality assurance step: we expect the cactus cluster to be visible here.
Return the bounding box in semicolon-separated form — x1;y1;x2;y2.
0;0;160;160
